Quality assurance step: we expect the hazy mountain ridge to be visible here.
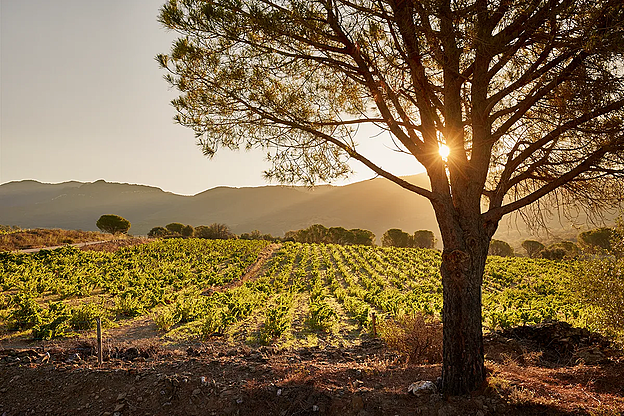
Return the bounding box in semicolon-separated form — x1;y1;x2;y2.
0;176;616;244
1;176;439;238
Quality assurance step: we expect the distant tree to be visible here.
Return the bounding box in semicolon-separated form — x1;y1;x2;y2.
239;230;258;240
522;240;545;258
350;229;375;246
166;222;185;234
411;230;436;249
488;240;514;257
194;223;234;239
579;227;614;252
541;241;579;260
382;229;411;248
540;247;567;261
240;230;276;241
295;224;329;244
286;225;375;246
554;241;580;257
328;227;350;245
96;215;130;235
148;226;169;238
181;224;194;237
308;224;330;243
283;231;297;242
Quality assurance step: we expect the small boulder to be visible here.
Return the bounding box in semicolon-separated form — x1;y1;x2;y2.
408;380;438;396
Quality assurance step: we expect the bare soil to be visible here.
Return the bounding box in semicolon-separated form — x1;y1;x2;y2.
1;329;623;416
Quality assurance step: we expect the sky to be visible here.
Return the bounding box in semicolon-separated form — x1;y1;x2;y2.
0;0;424;196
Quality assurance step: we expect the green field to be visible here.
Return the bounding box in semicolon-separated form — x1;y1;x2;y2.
0;239;589;345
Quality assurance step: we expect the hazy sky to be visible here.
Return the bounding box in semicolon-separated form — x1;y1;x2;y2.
1;0;424;196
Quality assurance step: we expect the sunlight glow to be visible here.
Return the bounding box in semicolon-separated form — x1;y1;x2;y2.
439;144;450;160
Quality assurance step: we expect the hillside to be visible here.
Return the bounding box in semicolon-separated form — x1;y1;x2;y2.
0;175;616;241
0;176;436;238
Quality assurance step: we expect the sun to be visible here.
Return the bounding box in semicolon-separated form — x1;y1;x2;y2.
439;144;450;160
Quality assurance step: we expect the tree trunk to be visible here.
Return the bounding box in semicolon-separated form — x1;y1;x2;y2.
438;222;489;395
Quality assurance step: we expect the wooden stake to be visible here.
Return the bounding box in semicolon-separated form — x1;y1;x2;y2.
96;317;103;366
371;312;377;337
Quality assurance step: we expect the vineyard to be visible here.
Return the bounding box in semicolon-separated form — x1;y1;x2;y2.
0;238;589;346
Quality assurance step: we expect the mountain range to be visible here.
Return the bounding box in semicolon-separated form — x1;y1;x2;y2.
0;175;613;245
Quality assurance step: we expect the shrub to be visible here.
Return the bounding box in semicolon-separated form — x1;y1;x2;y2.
32;301;72;340
540;241;579;260
0;225;21;234
240;230;276;241
411;230;436;249
260;295;293;343
173;296;203;323
572;219;624;341
70;303;104;330
378;312;443;364
579;227;615;253
8;293;42;330
113;291;145;317
181;225;194;237
382;228;411;247
540;247;567;260
308;298;337;331
261;305;290;342
165;223;185;234
489;239;514;257
154;307;179;331
200;309;226;337
522;240;545;258
148;226;169;237
194;223;234;239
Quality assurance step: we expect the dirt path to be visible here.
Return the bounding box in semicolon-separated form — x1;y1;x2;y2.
14;238;151;254
16;240;111;253
203;243;282;295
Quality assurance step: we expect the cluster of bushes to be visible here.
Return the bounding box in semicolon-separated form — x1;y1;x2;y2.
148;222;235;240
239;230;279;241
493;238;583;260
146;222;443;248
381;229;436;249
0;225;21;234
488;226;622;260
578;227;622;255
284;224;375;246
148;222;195;238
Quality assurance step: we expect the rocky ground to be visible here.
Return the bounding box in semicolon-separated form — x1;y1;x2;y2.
1;321;623;416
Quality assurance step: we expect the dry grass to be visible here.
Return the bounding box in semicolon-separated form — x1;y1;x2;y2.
0;228;116;251
377;312;443;364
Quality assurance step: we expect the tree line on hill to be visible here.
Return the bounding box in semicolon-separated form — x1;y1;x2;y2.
145;221;437;249
147;222;236;240
489;226;622;260
102;213;620;256
380;229;436;249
